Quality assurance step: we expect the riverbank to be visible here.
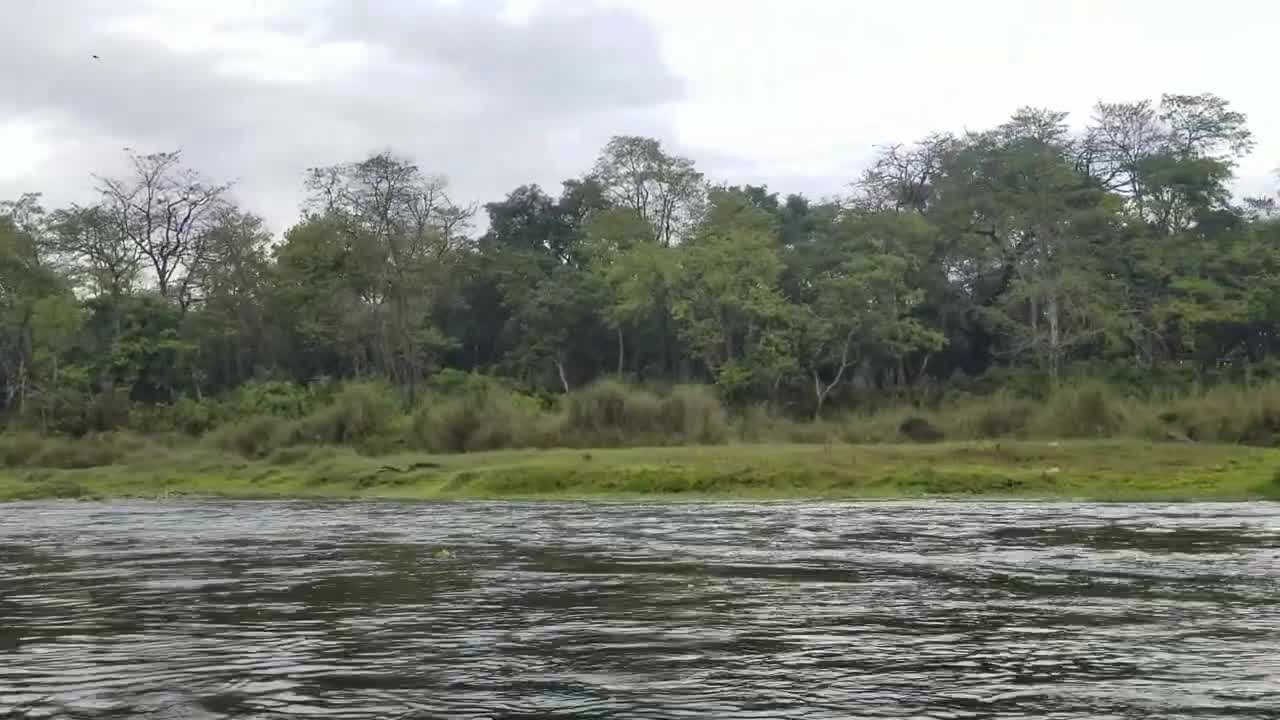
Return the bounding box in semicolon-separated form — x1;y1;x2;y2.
2;441;1278;502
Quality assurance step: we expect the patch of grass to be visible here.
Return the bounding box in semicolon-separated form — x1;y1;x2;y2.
3;440;1277;503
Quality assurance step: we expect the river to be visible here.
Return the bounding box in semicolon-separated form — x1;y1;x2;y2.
1;500;1278;718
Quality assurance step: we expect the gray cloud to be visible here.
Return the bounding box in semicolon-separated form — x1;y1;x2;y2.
0;1;683;233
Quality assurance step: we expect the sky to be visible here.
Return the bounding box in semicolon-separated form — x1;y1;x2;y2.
2;0;1277;235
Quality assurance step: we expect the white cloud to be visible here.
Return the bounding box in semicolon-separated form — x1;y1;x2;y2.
612;0;1280;197
1;0;1275;232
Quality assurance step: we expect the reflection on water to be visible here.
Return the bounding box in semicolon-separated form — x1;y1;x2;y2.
2;500;1279;718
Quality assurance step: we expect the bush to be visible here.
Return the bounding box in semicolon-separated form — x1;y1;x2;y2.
563;380;663;444
899;416;945;443
0;433;50;467
837;407;922;444
85;390;135;434
734;405;839;444
410;386;549;453
968;393;1037;439
735;404;779;442
289;382;399;445
232;380;313;419
48;434;146;469
1;431;155;468
1032;383;1133;438
211;415;290;458
1159;383;1280;446
562;380;729;446
129;395;222;436
659;385;729;444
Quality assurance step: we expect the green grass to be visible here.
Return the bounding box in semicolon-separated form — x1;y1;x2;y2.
2;440;1279;502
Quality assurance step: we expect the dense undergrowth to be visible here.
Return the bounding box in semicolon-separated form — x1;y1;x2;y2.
5;373;1280;474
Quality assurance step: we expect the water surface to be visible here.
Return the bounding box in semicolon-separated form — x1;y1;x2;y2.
2;500;1278;718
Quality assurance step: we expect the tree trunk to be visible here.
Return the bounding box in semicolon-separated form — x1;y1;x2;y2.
554;358;570;394
1047;292;1061;386
616;327;625;376
813;370;827;419
16;355;26;416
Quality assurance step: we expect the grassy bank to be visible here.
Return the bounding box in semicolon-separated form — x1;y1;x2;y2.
3;440;1279;502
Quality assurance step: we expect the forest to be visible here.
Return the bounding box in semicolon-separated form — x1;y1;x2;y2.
3;92;1280;454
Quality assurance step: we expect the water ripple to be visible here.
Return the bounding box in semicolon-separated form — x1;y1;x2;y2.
2;500;1279;718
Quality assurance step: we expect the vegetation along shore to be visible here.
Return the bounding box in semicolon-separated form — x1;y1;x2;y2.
3;379;1280;502
4;91;1280;501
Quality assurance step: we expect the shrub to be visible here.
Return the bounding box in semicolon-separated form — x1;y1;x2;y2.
84;390;134;434
211;415;290;458
659;385;729;444
232;380;312;419
561;380;729;446
1032;383;1132;438
410;387;549;453
170;396;222;435
735;404;779;443
1159;383;1280;446
0;433;50;467
563;380;663;443
839;408;923;444
735;405;839;443
968;393;1037;439
129;395;222;436
289;381;399;445
5;433;148;469
899;416;945;443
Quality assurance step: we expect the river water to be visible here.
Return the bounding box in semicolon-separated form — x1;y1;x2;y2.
1;500;1278;719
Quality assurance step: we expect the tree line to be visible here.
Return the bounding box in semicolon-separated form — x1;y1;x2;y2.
2;92;1278;433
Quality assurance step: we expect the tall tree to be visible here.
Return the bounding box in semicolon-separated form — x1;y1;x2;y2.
935;113;1123;383
801;212;945;415
672;189;795;398
95;150;230;308
303;153;474;399
591;135;705;247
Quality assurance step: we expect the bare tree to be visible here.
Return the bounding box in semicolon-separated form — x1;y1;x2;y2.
96;150;230;308
855;134;955;214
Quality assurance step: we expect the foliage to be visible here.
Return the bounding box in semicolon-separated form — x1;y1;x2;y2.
409;385;548;453
2;92;1278;435
561;380;729;446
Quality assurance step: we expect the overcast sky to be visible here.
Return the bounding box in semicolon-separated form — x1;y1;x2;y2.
2;0;1277;234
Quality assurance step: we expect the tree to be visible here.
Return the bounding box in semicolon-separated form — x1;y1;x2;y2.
187;207;276;391
591;135;705;246
934;117;1123;383
504;266;606;392
802;212;945;415
855;134;955;214
95;150;230;308
0;212;66;415
303;153;474;399
581;207;674;376
672;190;795;398
49;204;142;298
1083;93;1254;234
